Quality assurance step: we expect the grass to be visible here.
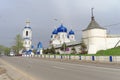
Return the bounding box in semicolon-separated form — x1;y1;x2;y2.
43;46;120;56
96;46;120;56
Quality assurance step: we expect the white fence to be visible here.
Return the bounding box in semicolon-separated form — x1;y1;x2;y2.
22;54;120;63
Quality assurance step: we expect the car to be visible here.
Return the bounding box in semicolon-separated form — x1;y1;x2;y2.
9;52;15;56
15;54;22;56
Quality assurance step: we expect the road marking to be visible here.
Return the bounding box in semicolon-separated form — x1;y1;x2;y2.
52;66;65;70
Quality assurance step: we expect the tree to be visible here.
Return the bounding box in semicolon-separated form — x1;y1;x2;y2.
43;48;50;54
0;45;5;54
4;47;11;55
50;45;56;54
0;45;10;55
60;42;67;53
80;42;87;54
71;47;76;54
13;34;23;54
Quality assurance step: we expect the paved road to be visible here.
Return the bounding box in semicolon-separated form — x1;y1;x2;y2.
1;56;120;80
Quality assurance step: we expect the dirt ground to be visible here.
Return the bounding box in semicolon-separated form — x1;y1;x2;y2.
0;67;6;75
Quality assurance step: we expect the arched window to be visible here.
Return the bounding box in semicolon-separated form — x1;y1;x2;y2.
26;31;28;36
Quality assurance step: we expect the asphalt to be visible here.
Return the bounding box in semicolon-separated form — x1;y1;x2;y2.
1;56;120;80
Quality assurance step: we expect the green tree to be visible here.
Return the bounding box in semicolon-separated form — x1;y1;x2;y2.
80;42;87;54
4;47;11;55
50;45;56;54
13;34;23;54
0;45;11;55
43;48;50;54
60;42;67;53
71;47;76;54
0;45;5;54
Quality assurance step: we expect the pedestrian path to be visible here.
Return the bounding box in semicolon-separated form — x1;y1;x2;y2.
0;73;12;80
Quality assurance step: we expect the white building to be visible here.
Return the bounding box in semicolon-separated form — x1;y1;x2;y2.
50;24;76;47
82;10;120;54
22;20;32;51
49;24;82;54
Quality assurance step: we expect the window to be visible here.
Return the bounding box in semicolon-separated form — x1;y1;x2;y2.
26;31;28;36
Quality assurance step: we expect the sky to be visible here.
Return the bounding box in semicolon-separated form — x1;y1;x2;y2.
0;0;120;48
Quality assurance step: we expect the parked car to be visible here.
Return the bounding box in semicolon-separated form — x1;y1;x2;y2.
9;52;15;56
15;54;22;56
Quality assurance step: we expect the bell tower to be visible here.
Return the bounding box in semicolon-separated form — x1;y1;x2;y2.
23;20;32;51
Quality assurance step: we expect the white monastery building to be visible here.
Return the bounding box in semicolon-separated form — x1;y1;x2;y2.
50;9;120;54
50;24;76;47
82;9;120;54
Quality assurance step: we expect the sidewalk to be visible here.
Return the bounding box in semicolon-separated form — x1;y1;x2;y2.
0;57;34;80
0;67;12;80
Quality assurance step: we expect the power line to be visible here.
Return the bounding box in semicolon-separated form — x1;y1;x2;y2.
103;22;120;28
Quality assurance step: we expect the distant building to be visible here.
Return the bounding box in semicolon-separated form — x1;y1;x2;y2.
49;24;81;54
22;20;34;55
50;24;76;47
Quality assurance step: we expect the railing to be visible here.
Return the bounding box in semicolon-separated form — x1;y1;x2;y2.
22;54;120;63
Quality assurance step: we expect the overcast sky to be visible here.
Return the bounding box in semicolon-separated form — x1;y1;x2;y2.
0;0;120;48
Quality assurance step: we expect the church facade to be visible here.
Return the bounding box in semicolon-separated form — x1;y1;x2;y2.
22;20;34;55
22;20;43;55
50;24;76;47
49;24;82;54
22;20;32;51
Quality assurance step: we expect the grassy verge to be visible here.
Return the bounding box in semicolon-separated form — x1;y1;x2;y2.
44;46;120;56
96;46;120;56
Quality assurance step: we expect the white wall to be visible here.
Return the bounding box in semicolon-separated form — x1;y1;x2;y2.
23;28;32;39
82;28;120;54
82;29;107;54
106;37;120;49
23;39;32;50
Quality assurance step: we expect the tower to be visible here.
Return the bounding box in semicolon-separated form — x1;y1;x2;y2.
23;20;32;51
82;8;107;54
68;29;75;41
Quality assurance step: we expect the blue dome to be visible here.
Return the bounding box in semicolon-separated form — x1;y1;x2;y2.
69;30;75;35
57;24;67;32
52;29;58;34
